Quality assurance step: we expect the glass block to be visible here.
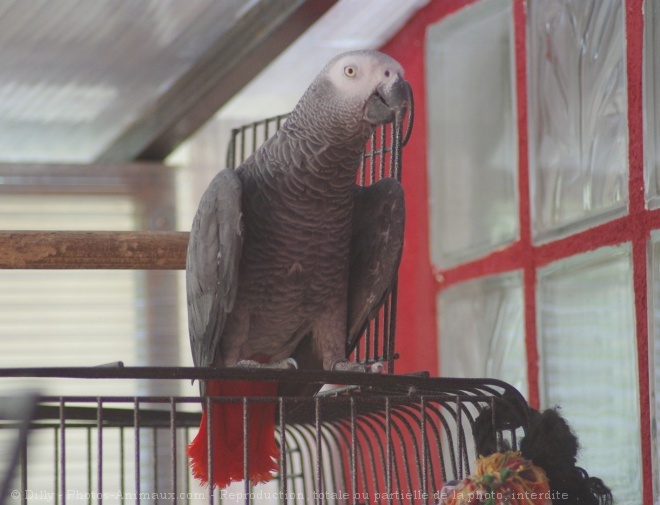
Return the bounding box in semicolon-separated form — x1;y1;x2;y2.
426;0;518;268
648;231;660;501
438;271;528;398
645;0;660;208
537;245;641;503
528;0;628;241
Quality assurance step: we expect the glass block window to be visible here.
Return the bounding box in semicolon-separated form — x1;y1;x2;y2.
425;0;518;268
527;0;628;241
649;232;660;501
438;271;527;397
425;0;655;500
646;0;660;207
537;245;641;503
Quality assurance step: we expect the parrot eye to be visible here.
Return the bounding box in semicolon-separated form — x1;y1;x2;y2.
384;70;391;77
344;65;357;78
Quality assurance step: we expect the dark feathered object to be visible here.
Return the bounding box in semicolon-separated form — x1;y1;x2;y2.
474;404;613;505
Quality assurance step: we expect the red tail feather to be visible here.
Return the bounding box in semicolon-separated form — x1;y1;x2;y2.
187;380;279;489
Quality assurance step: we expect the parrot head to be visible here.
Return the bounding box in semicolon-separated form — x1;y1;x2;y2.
293;50;412;142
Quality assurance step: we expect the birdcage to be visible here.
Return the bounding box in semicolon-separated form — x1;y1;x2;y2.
0;369;529;505
0;105;532;505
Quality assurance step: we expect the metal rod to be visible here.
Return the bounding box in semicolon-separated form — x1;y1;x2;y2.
383;295;391;365
119;427;125;505
359;154;366;188
315;398;322;505
420;398;427;503
20;432;27;505
0;369;531;406
87;427;92;505
243;398;250;505
252;122;259;159
60;399;66;505
134;399;141;505
54;427;59;505
97;398;103;505
206;397;213;505
171;398;177;505
385;398;392;505
185;429;191;505
373;312;380;363
455;398;464;480
387;285;398;373
153;428;159;505
240;125;247;164
369;131;376;185
350;398;357;505
227;129;237;169
379;124;387;180
279;399;288;502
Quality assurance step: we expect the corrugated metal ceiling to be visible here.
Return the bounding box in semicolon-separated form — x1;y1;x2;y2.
0;0;426;164
0;0;248;163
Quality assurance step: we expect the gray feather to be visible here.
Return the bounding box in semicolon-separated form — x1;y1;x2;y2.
186;168;243;368
347;178;405;353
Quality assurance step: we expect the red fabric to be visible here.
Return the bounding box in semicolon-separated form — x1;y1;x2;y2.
187;380;279;489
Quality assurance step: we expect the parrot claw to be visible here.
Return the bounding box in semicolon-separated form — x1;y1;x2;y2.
279;358;298;370
235;358;298;370
330;359;368;373
329;359;385;374
369;361;385;374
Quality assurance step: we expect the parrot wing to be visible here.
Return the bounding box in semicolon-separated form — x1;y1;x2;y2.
186;168;243;368
346;177;405;355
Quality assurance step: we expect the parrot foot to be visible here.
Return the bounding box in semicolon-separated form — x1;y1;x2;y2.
369;361;385;374
330;359;384;374
235;358;298;370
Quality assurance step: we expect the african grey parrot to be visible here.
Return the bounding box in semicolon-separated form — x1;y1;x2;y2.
186;50;410;489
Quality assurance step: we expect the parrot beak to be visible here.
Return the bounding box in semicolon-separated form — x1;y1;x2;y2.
364;75;411;126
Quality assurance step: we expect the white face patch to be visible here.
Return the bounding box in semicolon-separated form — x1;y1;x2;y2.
325;51;404;103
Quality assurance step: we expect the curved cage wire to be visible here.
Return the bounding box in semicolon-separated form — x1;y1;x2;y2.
0;369;529;505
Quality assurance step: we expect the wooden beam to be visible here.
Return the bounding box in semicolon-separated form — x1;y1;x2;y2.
0;231;188;270
97;0;338;162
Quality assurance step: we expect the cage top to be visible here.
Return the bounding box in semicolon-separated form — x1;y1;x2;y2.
0;366;527;405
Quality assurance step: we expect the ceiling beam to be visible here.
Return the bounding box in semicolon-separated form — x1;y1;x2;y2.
96;0;337;162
